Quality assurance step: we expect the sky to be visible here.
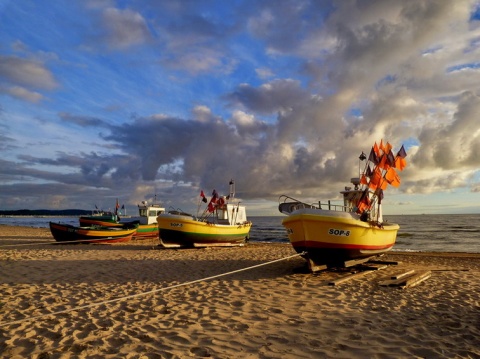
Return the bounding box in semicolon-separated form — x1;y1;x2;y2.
1;0;480;216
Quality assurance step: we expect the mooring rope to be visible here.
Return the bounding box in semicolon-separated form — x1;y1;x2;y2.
0;252;305;328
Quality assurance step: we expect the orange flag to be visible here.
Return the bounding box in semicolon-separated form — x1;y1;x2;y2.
368;167;382;190
385;167;401;187
379;139;386;154
395;145;407;171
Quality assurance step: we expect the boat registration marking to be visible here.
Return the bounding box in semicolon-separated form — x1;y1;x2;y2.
170;222;183;227
328;228;350;236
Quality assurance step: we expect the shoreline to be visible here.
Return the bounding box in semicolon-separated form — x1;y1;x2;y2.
0;226;479;358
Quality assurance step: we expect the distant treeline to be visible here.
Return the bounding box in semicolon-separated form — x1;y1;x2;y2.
0;209;92;216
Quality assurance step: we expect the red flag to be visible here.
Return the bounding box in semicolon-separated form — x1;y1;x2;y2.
207;202;216;212
200;190;207;203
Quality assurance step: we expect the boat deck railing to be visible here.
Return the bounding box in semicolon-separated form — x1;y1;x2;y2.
278;195;350;214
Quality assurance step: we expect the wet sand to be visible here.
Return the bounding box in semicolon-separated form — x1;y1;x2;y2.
0;225;479;358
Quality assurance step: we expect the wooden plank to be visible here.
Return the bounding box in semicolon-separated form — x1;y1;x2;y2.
308;258;328;272
379;277;407;287
379;270;431;288
343;257;373;267
391;269;415;280
358;263;389;271
328;270;374;286
402;271;431;288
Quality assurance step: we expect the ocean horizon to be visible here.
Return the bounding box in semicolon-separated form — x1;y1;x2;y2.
1;213;479;254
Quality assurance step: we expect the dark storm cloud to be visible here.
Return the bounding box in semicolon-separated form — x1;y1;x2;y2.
224;79;309;114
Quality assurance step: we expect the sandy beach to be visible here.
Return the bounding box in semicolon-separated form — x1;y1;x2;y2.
0;225;479;358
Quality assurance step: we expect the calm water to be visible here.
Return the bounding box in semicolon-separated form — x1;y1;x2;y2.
0;214;479;253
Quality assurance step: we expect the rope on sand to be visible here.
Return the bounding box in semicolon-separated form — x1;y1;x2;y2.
0;252;306;328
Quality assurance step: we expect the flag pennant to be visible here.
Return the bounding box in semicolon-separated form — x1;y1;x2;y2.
378;154;388;169
368;167;382;190
356;189;371;213
207;202;216;212
387;151;395;167
379;139;386;154
368;147;379;165
373;142;381;157
366;165;373;178
395;145;407;171
385;142;393;154
360;174;368;185
200;190;207;203
396;145;407;158
207;189;219;212
385;167;401;187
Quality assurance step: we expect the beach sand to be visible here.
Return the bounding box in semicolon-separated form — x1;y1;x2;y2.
0;225;479;358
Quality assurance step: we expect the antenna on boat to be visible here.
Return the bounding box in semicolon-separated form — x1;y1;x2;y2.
358;151;367;177
229;179;235;200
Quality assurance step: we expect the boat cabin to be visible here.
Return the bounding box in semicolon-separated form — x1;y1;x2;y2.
135;202;165;225
215;203;248;225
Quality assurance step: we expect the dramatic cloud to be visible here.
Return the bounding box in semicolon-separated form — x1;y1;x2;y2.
1;0;480;214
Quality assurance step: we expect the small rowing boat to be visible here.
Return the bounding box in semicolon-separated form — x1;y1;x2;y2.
49;222;138;244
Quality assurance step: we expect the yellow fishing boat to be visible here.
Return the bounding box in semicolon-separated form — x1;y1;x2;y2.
157;180;252;248
279;141;407;271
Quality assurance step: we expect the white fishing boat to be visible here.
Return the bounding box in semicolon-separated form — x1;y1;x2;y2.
279;141;407;271
157;180;252;248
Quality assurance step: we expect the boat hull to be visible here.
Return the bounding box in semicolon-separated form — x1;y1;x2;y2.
49;222;137;244
79;216;122;227
157;214;252;248
80;217;157;240
134;224;159;240
282;209;399;268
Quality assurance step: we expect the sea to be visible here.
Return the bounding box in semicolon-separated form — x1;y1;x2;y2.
0;214;479;253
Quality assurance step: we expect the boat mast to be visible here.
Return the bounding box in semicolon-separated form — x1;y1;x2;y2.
229;179;235;200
